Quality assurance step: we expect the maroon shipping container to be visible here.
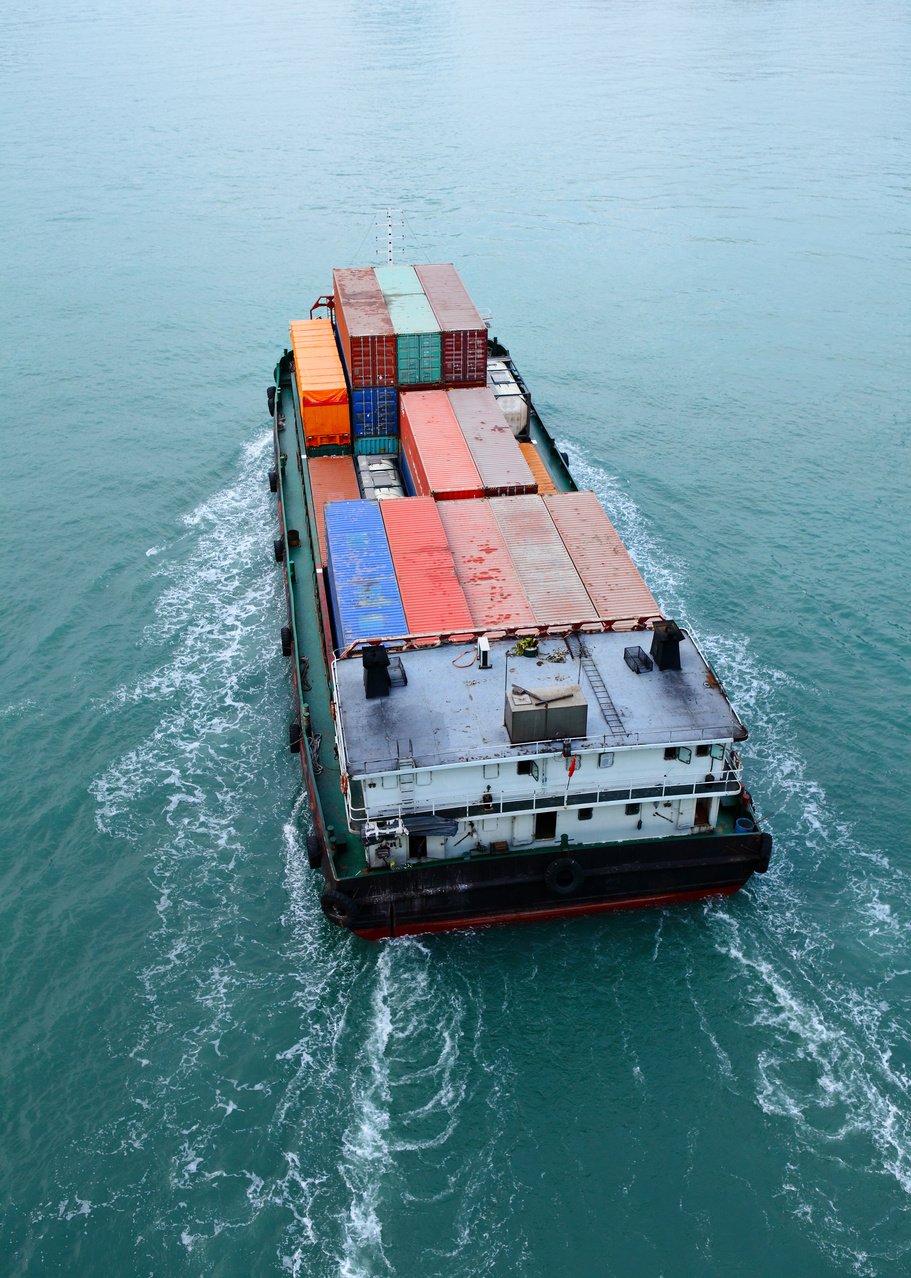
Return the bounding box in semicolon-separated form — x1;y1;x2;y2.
448;388;537;496
399;391;484;501
489;495;599;627
436;500;537;630
332;268;397;388
415;264;487;386
380;498;475;638
544;492;662;625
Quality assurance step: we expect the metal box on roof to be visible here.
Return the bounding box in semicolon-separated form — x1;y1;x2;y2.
505;684;588;744
351;386;399;438
543;492;662;626
324;500;408;649
380;498;474;638
289;319;350;448
333;268;397;388
519;442;558;494
399;392;483;501
307;455;361;566
435;500;537;630
489;495;599;627
384;294;442;386
415;264;487;386
448;388;537;496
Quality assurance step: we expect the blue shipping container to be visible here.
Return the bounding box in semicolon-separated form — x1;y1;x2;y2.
351;386;399;439
397;446;417;497
325;500;408;649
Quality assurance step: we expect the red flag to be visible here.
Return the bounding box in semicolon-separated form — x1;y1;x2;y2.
568;755;578;779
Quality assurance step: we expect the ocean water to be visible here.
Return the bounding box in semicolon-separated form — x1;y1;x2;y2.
2;0;910;1273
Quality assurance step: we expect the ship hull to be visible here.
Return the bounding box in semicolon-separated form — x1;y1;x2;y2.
319;831;771;939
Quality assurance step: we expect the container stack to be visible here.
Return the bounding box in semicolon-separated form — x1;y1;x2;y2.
415;264;487;386
374;265;443;388
380;498;474;638
289;320;350;451
333;268;399;455
399;392;484;501
436;500;538;630
448;388;536;496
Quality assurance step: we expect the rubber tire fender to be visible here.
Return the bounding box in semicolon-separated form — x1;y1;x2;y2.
544;856;585;897
306;832;323;871
273;537;285;563
321;888;360;928
281;625;293;656
267;385;276;416
269;469;278;493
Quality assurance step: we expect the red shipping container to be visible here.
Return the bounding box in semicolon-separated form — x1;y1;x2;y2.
489;495;599;627
380;498;474;638
399;391;484;501
448;388;537;496
436;500;537;630
307;455;361;565
543;492;662;625
415;263;487;386
333;268;397;388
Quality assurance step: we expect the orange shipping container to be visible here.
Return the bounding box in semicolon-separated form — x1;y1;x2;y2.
289;319;350;447
307;456;361;565
519;442;558;495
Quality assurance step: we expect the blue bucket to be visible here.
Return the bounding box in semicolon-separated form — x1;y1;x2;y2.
734;817;755;833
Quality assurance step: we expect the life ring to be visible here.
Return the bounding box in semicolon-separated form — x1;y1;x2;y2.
340;773;349;796
544;857;585;897
320;888;359;928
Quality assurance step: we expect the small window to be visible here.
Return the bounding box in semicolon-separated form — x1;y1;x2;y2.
696;744;710;758
710;743;725;761
598;752;614;768
677;747;692;765
381;775;398;789
483;763;500;780
517;760;539;780
578;808;593;821
416;771;432;786
625;803;640;816
664;747;677;761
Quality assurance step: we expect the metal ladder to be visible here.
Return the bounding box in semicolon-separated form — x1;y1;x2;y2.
568;636;625;734
397;739;416;814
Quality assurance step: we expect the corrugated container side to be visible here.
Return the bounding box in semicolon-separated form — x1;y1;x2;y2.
333;268;397;388
543;492;663;624
373;264;423;296
415;264;487;385
436;500;538;630
380;498;474;637
489;495;599;626
519;442;558;494
385;294;442;386
351;386;399;438
307;456;361;566
289;319;351;446
448;388;537;496
399;392;483;500
324;500;408;648
354;435;399;456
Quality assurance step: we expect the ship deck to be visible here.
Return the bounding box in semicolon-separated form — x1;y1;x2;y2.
334;630;745;777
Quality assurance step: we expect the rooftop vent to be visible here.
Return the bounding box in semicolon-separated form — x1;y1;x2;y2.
624;645;654;674
650;620;684;672
362;644;391;699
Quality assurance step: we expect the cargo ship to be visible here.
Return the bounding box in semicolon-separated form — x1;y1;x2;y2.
268;262;771;940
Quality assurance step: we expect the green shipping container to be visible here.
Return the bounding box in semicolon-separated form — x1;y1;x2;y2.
373;264;423;297
385;294;442;385
354;435;400;456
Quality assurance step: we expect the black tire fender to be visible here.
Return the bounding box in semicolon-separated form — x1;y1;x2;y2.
321;888;359;928
281;625;293;656
289;722;302;754
273;537;285;563
269;469;278;493
544;856;585;897
267;385;276;416
306;832;322;871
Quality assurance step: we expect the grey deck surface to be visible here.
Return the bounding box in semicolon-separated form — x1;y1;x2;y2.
335;631;745;776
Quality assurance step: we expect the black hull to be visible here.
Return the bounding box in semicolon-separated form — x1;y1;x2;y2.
319;830;772;940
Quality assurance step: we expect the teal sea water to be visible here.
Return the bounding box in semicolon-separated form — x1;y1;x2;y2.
2;0;910;1273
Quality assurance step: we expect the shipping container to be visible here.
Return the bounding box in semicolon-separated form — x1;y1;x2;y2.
415;264;487;386
289;319;350;447
384;294;442;386
487;360;529;435
333;268;397;388
351;386;399;439
436;500;537;630
543;492;662;625
373;264;423;296
489;495;599;627
354;435;399;456
381;498;474;638
324;500;408;649
519;442;558;494
399;391;483;501
448;388;537;496
307;456;361;565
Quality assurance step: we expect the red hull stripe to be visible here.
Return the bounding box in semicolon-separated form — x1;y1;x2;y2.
352;884;741;941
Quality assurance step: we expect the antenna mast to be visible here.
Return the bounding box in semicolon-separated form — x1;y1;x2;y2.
386;208;394;264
